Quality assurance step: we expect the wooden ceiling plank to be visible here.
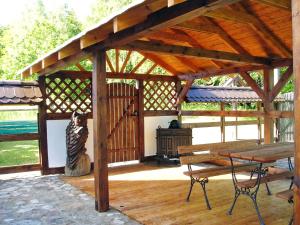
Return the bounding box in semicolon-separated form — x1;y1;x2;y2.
205;5;292;57
122;40;272;65
239;71;266;100
170;28;226;68
201;17;250;54
141;52;178;75
239;2;292;58
120;50;132;73
269;66;293;101
175;56;198;72
254;0;291;11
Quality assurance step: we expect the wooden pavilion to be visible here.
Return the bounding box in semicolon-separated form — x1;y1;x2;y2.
18;0;300;223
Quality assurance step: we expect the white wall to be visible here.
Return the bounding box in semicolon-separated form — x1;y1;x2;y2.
47;119;94;168
144;116;177;156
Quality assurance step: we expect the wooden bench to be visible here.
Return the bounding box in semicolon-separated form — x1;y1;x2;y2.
178;140;260;210
237;171;294;188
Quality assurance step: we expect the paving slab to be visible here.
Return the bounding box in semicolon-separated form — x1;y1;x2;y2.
0;172;140;225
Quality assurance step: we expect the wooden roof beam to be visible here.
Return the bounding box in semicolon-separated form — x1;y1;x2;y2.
42;53;58;69
178;64;267;80
254;0;291;11
91;0;243;50
239;71;266;100
176;79;194;105
122;40;272;65
58;40;81;60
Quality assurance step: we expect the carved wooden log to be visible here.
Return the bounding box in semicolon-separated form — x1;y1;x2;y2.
65;112;91;176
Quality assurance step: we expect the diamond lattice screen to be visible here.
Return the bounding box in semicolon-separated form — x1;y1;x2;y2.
143;80;177;111
45;75;92;113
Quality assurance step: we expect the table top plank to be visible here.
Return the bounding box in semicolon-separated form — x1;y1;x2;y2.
217;143;294;163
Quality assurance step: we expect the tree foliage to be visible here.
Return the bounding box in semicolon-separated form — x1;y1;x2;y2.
0;0;82;80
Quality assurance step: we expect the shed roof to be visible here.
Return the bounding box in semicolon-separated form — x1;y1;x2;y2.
0;80;43;104
186;85;284;103
19;0;292;78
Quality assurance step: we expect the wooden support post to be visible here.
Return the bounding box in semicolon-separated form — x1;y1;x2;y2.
138;80;145;161
92;51;109;212
257;102;262;142
263;69;274;144
292;0;300;223
220;102;225;142
38;76;49;175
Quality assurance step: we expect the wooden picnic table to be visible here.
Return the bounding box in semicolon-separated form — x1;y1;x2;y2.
215;142;294;225
217;142;294;163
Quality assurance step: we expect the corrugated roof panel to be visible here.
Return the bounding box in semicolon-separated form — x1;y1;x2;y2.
186;85;283;103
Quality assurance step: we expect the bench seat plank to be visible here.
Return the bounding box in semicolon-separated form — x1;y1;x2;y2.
236;171;294;188
183;163;259;179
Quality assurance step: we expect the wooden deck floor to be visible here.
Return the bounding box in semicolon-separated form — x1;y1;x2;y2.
62;163;292;225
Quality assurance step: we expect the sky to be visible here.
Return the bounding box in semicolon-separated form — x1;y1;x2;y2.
0;0;96;25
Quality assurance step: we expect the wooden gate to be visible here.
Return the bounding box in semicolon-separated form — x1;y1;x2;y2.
107;83;139;163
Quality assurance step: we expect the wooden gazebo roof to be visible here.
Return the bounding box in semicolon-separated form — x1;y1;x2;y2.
19;0;292;79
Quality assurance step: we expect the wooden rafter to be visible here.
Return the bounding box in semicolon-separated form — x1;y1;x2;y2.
130;57;147;74
115;49;120;73
146;63;157;74
106;52;115;73
239;71;266;100
175;56;199;73
120;50;132;73
239;2;292;57
122;40;272;65
170;28;225;68
140;52;178;75
76;63;85;71
95;0;243;49
24;0;243;76
200;17;249;55
176;79;194;105
269;66;293;101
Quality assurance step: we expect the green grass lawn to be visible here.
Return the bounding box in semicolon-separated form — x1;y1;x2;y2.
0;140;39;167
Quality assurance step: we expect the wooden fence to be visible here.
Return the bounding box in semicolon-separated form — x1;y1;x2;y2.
277;92;294;142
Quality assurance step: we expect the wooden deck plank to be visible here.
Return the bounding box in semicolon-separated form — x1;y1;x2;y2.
62;164;292;225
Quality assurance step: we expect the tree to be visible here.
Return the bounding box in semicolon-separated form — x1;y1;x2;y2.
0;0;82;80
85;0;134;27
